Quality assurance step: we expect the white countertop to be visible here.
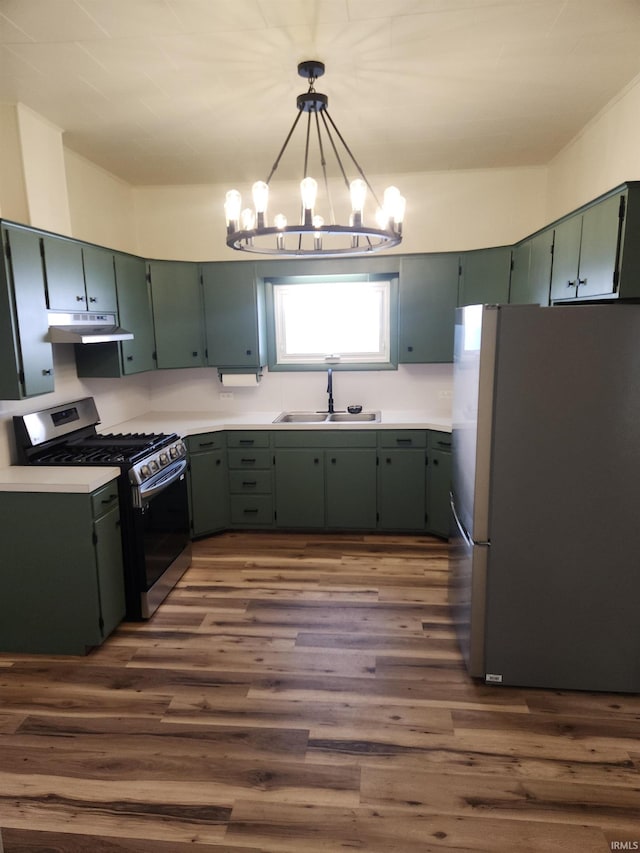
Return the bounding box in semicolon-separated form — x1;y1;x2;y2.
0;410;451;493
103;409;452;437
0;466;121;493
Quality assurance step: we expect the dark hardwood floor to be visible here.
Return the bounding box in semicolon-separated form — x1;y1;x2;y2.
0;532;638;852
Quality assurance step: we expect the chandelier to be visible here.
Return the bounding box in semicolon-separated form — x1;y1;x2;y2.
224;61;405;258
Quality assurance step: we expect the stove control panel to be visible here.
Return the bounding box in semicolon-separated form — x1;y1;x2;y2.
129;438;187;486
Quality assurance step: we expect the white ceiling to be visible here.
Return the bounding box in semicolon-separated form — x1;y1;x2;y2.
2;0;640;187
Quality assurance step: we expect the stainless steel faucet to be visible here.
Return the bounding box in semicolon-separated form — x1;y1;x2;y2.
326;367;335;414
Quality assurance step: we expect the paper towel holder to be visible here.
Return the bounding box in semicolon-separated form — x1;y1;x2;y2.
218;369;263;387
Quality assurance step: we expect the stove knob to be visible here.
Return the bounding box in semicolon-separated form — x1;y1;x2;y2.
149;460;159;473
140;464;150;479
169;445;179;459
159;451;169;466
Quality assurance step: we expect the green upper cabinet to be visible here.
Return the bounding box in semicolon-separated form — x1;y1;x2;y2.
201;261;266;369
549;188;640;302
458;246;512;306
0;224;54;399
75;252;156;378
42;236;117;313
81;245;118;312
148;260;206;368
509;230;554;306
398;253;458;363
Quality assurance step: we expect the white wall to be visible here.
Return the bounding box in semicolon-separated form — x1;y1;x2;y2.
133;166;548;261
546;73;640;221
0;104;29;223
64;149;138;254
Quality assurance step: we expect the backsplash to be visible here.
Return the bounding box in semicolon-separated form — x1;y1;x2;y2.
0;349;452;468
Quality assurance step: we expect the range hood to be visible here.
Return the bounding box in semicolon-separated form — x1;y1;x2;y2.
47;312;134;344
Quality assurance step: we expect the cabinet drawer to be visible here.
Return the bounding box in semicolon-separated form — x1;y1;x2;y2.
229;470;272;494
378;430;427;448
273;430;377;448
228;449;272;469
428;431;452;453
186;432;225;453
91;481;120;519
230;495;273;526
227;431;270;448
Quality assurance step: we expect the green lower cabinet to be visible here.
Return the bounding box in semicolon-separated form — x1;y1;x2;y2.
274;449;324;528
426;432;452;538
377;449;427;531
227;431;274;527
325;449;377;529
0;481;125;654
187;433;229;537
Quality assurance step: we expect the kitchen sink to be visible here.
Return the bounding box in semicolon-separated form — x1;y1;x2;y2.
273;411;381;424
273;412;329;423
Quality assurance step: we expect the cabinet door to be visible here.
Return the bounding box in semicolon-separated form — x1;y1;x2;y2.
577;193;625;299
202;261;265;368
115;253;156;374
82;245;118;312
508;243;530;305
41;235;87;310
399;254;458;363
326;449;377;529
426;449;452;538
549;215;582;301
274;449;324;528
189;450;229;536
93;505;126;638
377;450;426;531
1;226;54;398
149;261;205;368
458;247;512;307
510;232;553;306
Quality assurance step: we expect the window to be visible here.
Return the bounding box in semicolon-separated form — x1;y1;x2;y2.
269;276;395;368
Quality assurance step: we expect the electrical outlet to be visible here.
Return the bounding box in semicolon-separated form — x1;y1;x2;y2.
219;392;234;400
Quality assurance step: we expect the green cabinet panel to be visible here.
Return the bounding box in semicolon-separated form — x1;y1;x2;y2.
41;235;87;310
509;231;553;306
325;449;377;529
227;431;270;448
398;253;458;363
274;448;325;528
81;244;118;312
0;482;125;654
458;246;512;306
229;470;272;494
0;225;54;399
377;449;426;531
228;432;274;528
189;445;229;537
230;494;274;526
75;252;156;377
426;431;452;538
148;260;205;368
186;432;225;453
202;261;266;368
550;191;627;302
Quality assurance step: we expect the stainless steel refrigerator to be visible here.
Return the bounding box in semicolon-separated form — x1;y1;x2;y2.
450;302;640;693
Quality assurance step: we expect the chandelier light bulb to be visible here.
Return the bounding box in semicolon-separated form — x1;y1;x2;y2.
252;181;269;228
375;207;389;229
300;176;318;225
274;213;287;229
349;179;367;227
241;208;256;230
383;185;402;226
224;190;242;229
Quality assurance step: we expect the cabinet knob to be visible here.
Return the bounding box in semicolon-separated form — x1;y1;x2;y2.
215;459;221;466
407;345;413;352
433;459;439;466
578;277;587;287
76;295;85;301
42;368;53;376
89;296;97;303
567;280;577;288
192;351;198;357
126;356;133;361
386;457;391;464
246;349;252;356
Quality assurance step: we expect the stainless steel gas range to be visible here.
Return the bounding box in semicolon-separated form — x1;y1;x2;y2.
14;397;191;619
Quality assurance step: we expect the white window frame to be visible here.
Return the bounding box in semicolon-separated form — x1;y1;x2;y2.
272;278;392;367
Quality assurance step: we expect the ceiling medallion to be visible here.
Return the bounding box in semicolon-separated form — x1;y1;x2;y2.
224;61;405;257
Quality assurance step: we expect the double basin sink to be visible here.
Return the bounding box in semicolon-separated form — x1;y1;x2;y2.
273;411;381;424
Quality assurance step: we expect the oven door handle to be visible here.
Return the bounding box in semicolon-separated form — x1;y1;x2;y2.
138;458;187;501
